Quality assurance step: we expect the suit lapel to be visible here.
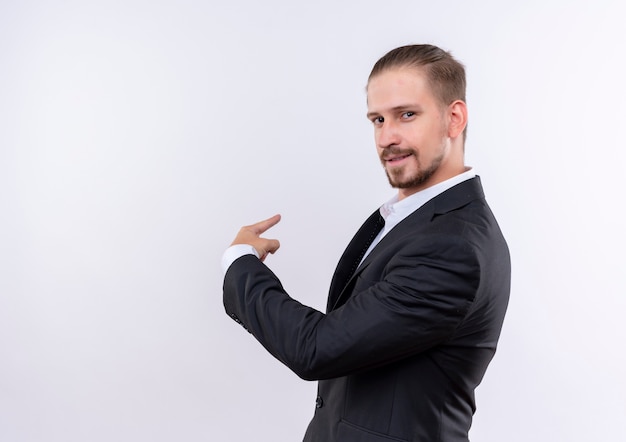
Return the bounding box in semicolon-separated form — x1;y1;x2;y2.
326;177;485;312
326;210;384;312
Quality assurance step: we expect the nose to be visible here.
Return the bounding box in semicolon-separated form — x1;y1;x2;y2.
376;121;401;149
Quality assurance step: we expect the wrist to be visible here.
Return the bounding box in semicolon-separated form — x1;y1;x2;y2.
221;244;259;274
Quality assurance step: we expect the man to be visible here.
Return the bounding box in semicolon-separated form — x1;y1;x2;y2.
222;44;510;442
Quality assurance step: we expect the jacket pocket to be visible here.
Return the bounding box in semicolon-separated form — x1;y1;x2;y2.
337;420;408;442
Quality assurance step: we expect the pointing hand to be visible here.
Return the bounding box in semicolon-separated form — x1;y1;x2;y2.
231;214;282;261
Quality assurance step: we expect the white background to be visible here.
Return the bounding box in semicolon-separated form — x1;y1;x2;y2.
1;1;625;441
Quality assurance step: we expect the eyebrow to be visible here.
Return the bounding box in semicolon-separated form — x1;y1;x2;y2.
366;104;422;119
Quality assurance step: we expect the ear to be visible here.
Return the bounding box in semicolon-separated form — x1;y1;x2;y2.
447;100;468;139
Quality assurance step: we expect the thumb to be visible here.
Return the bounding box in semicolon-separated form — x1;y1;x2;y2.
259;239;280;261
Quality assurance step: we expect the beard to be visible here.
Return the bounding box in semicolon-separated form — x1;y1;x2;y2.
382;147;445;189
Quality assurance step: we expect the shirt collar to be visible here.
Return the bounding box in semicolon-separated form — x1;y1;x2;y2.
380;168;476;222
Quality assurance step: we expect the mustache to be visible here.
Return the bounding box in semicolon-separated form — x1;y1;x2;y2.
380;147;416;158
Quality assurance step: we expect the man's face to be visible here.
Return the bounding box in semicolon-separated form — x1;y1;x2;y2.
367;67;452;198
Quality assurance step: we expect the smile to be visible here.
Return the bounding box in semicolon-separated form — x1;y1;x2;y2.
385;153;412;165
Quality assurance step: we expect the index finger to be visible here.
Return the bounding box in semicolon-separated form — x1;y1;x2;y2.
249;214;282;235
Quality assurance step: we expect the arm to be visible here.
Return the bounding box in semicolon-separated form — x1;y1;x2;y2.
223;221;480;380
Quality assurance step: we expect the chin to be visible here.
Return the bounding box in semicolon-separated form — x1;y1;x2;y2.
387;171;432;190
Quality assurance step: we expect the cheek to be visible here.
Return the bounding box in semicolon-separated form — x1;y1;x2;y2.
401;122;423;142
402;130;421;148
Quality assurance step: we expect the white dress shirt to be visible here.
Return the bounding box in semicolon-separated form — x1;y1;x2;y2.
360;168;476;265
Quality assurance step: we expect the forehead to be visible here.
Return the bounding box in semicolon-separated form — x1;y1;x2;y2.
367;67;436;111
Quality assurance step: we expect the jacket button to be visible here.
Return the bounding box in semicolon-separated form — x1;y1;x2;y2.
315;396;323;408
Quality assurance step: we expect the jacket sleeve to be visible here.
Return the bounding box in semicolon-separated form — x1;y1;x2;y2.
222;233;480;381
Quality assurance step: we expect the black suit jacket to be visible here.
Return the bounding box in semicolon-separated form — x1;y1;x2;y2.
223;177;511;442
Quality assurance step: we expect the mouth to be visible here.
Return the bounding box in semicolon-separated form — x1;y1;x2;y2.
384;153;412;165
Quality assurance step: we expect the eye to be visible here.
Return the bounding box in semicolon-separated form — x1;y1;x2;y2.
371;116;384;125
402;111;415;119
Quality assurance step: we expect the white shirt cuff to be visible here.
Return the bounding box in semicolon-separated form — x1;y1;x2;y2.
221;244;259;274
